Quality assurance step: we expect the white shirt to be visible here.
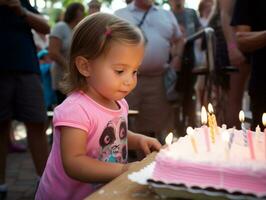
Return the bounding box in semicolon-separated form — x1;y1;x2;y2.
115;3;182;75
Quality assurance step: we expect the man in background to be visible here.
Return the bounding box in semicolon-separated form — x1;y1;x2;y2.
87;0;101;15
115;0;184;144
0;0;50;198
231;0;266;129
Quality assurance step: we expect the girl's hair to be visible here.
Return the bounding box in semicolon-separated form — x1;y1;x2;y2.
61;13;144;94
64;2;85;23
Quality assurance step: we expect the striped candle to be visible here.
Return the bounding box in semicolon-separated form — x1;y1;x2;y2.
228;127;235;150
239;110;248;146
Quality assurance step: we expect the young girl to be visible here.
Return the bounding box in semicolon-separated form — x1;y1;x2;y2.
35;13;161;200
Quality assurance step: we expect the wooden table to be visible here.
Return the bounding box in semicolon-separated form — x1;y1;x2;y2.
85;152;160;200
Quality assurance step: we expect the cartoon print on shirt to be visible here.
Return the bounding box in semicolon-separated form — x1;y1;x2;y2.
99;117;128;163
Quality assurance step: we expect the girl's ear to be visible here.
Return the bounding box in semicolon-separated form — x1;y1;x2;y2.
75;56;92;77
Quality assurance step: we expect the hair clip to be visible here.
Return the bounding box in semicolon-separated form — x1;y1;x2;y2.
104;27;112;37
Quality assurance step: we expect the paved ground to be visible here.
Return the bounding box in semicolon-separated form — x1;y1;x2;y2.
5;123;51;200
6;151;37;200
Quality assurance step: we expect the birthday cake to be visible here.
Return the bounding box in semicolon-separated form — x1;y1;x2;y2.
151;126;266;198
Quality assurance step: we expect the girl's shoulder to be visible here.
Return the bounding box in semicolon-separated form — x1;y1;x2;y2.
52;92;94;131
54;91;87;112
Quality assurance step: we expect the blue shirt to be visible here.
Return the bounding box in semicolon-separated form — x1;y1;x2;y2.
0;0;40;74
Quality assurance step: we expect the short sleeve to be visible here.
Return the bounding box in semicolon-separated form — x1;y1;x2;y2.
231;0;251;26
50;22;66;41
53;103;91;132
168;11;182;40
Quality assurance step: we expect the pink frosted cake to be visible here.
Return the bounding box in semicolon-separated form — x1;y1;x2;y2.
151;126;266;198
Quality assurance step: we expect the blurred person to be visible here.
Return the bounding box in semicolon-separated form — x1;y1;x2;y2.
207;0;240;124
169;0;202;131
38;49;57;110
218;0;250;129
198;0;213;26
115;0;184;143
231;0;266;129
0;0;50;199
49;3;85;104
194;0;214;109
87;0;101;15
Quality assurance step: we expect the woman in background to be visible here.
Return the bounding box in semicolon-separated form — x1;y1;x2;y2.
49;2;85;104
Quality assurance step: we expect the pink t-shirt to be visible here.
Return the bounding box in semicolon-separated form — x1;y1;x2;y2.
35;91;129;200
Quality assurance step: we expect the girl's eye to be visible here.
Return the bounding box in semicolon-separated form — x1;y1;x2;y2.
133;70;138;75
115;70;124;74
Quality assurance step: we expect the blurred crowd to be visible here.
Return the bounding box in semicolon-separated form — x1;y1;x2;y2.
0;0;265;199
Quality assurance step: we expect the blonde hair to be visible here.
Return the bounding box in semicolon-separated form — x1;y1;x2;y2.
61;13;144;94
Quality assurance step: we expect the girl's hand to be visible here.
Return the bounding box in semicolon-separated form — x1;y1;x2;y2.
138;135;162;156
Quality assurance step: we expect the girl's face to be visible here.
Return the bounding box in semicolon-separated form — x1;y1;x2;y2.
85;41;145;107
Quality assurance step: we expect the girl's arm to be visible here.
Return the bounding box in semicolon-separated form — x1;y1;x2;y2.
128;130;162;155
60;126;128;183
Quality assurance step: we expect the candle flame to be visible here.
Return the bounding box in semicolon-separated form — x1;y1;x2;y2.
239;110;245;122
262;113;266;126
165;132;173;146
208;103;214;114
201;106;208;124
186;127;194;136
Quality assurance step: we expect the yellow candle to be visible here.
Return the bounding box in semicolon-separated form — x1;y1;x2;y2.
208;103;218;135
187;127;198;154
208;104;215;143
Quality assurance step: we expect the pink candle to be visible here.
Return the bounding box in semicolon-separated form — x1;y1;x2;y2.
263;113;266;159
247;130;255;160
264;128;266;160
202;125;210;152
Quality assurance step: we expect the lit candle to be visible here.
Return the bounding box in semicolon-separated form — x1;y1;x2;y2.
255;125;261;142
186;127;198;154
239;110;248;146
247;129;255;160
165;132;173;147
208;103;218;134
201;106;210;152
222;130;230;160
262;113;266;159
207;103;216;143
